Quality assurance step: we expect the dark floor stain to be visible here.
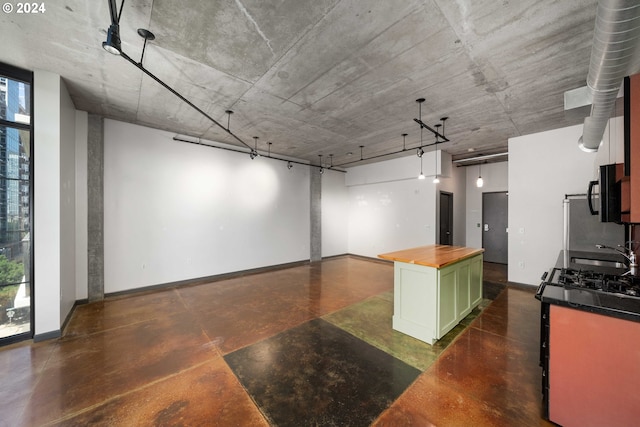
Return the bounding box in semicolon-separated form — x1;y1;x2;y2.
224;318;420;427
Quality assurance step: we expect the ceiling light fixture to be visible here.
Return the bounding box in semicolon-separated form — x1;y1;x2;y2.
417;98;425;180
433;146;440;184
103;24;122;55
418;153;425;180
250;136;259;159
287;161;293;170
476;162;484;188
433;123;440;184
102;0;123;54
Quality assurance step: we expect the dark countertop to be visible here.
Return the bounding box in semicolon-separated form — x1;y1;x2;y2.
536;250;640;323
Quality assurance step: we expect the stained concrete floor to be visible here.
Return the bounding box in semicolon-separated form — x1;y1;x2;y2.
0;257;553;426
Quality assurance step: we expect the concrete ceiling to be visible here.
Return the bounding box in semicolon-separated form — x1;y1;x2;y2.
0;0;599;167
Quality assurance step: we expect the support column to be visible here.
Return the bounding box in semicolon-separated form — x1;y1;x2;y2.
310;167;322;262
87;114;104;301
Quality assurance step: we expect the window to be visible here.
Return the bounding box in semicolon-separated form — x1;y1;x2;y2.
0;63;32;345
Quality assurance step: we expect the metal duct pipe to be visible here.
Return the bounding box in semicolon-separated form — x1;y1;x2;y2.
579;0;640;152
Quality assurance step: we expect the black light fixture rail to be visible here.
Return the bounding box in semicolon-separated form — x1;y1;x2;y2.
172;136;346;173
102;0;253;151
102;1;449;174
118;50;253;151
334;140;440;168
335;98;450;168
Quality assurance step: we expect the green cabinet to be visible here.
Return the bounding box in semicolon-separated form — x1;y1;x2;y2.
392;254;483;345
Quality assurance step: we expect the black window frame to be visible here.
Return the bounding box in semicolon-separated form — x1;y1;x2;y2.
0;61;34;346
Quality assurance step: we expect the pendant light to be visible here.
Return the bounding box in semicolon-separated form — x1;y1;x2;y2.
250;136;259;159
433;124;440;184
476;162;484;188
416;99;426;180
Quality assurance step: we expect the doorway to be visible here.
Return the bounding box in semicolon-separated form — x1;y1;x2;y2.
482;192;508;264
439;191;453;245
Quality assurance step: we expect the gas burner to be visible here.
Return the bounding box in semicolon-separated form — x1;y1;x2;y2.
553;268;640;298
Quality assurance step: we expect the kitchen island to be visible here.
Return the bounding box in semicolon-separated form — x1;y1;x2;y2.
378;245;484;345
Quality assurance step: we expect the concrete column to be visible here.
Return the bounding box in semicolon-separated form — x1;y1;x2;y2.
87;114;104;301
310;167;322;262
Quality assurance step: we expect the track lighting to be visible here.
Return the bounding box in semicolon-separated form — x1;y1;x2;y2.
102;24;121;55
320;167;324;174
287;161;293;170
417;147;424;157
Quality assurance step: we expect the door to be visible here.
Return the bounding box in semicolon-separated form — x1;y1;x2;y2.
482;192;508;264
439;191;453;245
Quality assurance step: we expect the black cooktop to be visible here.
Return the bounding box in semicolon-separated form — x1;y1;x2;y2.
537;267;640;322
553;268;640;298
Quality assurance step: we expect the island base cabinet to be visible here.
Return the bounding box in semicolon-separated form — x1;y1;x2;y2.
392;254;483;345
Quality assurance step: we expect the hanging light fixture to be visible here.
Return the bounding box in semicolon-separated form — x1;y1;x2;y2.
433;150;440;184
416;99;426;180
103;24;122;54
433;124;440;184
319;154;324;174
476;162;484;188
250;136;259;159
102;0;123;54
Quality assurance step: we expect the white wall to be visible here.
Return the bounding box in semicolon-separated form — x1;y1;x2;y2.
465;161;509;248
103;120;311;293
59;79;76;325
508;118;624;285
34;70;78;336
75;111;88;301
34;70;60;336
321;169;348;257
345;151;464;257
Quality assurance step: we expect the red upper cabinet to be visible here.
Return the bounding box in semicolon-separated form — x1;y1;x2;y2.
622;74;640;223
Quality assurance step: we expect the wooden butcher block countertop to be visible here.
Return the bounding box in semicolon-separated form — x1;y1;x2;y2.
378;244;484;269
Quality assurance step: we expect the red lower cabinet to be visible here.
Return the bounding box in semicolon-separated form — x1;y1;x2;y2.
548;305;640;426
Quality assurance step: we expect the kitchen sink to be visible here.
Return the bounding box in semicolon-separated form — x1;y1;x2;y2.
570;257;626;269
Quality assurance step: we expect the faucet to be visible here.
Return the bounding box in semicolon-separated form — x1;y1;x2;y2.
595;244;638;276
